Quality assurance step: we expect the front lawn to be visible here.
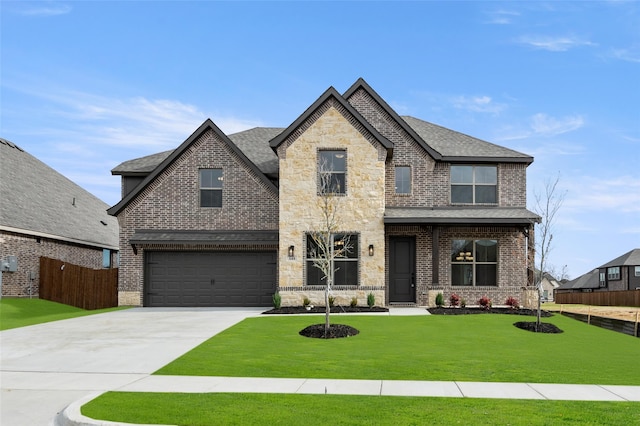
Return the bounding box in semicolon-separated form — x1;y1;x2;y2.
0;298;128;330
156;313;640;385
83;392;640;426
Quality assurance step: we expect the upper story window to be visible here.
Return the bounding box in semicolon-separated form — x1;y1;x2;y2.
635;266;640;277
395;166;411;194
451;165;497;204
607;266;620;280
599;271;606;287
200;169;223;207
318;150;346;194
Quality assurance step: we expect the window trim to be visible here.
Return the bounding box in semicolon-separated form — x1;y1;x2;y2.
200;168;223;208
450;165;498;205
607;266;621;281
451;239;498;287
394;165;412;195
305;233;359;286
318;149;347;195
635;266;640;277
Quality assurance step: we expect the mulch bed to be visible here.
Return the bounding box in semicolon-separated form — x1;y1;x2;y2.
427;307;552;317
263;306;389;315
513;321;563;333
299;323;360;339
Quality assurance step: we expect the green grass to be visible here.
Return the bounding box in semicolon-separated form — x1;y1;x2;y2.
0;298;129;330
156;313;640;385
82;392;640;426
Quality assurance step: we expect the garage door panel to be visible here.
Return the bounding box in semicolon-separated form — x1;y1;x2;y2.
146;251;276;307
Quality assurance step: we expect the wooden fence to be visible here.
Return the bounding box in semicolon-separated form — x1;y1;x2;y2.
39;257;118;310
555;290;640;307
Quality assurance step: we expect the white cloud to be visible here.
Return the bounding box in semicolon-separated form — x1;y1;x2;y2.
517;35;596;52
530;113;585;136
17;2;72;16
451;95;506;114
563;175;640;213
484;9;520;25
610;46;640;63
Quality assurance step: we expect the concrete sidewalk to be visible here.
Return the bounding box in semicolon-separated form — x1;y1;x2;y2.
57;376;640;425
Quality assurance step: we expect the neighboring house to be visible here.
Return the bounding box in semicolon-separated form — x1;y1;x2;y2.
558;249;640;293
540;273;560;301
108;78;540;308
0;138;119;297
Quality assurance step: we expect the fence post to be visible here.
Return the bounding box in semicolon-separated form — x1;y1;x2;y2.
635;310;639;338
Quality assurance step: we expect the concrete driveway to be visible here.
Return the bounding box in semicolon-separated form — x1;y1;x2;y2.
0;307;264;426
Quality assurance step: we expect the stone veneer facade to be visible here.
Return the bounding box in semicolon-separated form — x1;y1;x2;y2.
276;104;387;307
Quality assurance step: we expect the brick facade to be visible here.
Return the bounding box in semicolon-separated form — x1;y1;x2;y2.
0;230;114;297
117;129;279;305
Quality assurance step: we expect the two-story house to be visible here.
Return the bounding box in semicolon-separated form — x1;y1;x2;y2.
108;78;540;308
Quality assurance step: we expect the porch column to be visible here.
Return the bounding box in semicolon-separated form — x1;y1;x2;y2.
432;226;439;286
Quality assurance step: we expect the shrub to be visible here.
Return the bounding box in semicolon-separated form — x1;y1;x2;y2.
367;292;375;308
478;296;492;310
328;296;335;307
302;297;311;307
460;298;466;308
350;297;358;308
449;293;460;307
505;296;520;309
272;292;281;309
435;292;444;307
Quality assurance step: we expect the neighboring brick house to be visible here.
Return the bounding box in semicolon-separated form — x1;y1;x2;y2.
108;78;540;308
0;138;119;297
557;249;640;293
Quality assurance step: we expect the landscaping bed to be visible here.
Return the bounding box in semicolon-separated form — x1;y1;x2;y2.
427;307;552;317
264;306;389;314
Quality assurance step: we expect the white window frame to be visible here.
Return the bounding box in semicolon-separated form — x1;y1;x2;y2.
607;266;620;280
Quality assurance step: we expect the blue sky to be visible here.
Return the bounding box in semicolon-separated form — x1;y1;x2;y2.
2;1;638;279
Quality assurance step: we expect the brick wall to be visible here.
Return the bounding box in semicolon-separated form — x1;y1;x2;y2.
116;129;279;305
0;230;111;297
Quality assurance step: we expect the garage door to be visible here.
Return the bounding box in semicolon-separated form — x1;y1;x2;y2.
145;251;277;307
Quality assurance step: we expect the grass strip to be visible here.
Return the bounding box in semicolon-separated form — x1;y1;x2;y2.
82;392;640;426
0;298;129;330
156;314;640;385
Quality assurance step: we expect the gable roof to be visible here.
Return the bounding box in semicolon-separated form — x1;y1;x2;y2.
112;149;174;176
598;248;640;268
343;78;442;161
269;86;393;155
401;116;533;163
107;119;278;216
0;138;118;250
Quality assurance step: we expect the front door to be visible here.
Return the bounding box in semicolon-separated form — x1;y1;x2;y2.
389;237;416;303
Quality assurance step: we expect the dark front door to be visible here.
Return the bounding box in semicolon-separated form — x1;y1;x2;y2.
389;237;416;303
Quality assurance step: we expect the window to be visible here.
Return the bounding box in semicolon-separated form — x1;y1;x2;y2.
635;266;640;277
102;249;112;268
599;271;606;287
451;165;497;204
200;169;223;207
318;150;346;194
451;239;497;286
395;166;411;194
306;233;358;286
607;266;620;280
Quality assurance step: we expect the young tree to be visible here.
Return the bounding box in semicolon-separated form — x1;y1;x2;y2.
533;173;566;331
308;157;352;337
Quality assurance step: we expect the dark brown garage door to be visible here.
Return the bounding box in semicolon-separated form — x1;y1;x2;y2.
145;251;277;307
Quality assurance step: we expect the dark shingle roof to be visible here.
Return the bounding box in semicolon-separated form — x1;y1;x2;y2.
228;127;282;177
598;249;640;268
0;138;118;249
384;206;540;225
401;116;533;163
111;150;174;176
557;269;600;290
130;230;278;246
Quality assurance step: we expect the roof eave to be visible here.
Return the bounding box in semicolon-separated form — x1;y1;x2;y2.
443;156;534;164
383;217;539;225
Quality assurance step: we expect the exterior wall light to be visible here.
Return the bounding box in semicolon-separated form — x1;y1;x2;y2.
288;245;295;259
368;244;374;256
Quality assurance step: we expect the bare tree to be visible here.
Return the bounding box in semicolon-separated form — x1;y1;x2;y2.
533;173;566;331
308;157;352;337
